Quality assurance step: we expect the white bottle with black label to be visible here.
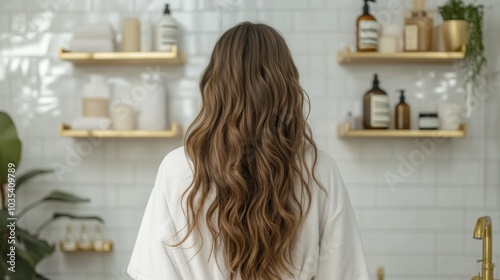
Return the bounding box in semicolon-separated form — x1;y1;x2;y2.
363;74;390;129
155;4;178;52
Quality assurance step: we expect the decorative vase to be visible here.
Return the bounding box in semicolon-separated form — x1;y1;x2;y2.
442;20;468;52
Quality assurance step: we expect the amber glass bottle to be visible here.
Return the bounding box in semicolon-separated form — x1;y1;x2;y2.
357;0;378;52
363;74;390;129
395;90;410;129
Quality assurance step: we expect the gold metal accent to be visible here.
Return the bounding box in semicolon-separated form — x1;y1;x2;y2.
337;122;467;138
58;45;185;65
59;123;181;138
59;241;113;253
472;216;495;280
377;267;385;280
442;20;469;52
337;46;465;64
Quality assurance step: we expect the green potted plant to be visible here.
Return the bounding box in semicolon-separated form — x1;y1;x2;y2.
439;0;486;85
0;112;103;280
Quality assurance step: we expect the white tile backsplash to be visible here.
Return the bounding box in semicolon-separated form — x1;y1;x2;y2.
1;0;499;279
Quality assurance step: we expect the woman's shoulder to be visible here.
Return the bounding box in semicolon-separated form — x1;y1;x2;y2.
157;146;191;176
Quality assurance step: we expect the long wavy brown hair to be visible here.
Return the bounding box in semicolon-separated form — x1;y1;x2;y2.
179;22;322;280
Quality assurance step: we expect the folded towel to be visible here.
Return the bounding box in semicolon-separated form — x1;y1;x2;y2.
72;23;114;39
70;39;115;52
71;117;112;130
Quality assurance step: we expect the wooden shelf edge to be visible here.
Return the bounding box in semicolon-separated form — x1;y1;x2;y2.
58;45;185;65
337;123;467;138
59;123;181;138
337;46;465;64
59;242;113;253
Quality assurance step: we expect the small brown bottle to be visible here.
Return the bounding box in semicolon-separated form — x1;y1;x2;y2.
363;74;390;129
357;0;378;51
395;89;410;129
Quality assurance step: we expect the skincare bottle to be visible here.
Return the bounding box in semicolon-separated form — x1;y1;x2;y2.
92;224;105;251
404;0;433;51
82;75;110;118
77;224;92;251
356;0;379;52
155;4;178;52
395;89;410;129
122;18;141;52
62;224;77;251
363;74;390;129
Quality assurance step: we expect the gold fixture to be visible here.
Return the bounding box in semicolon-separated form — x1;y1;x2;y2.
337;122;467;138
377;267;384;280
337;46;465;64
59;123;181;138
58;45;185;65
471;216;495;280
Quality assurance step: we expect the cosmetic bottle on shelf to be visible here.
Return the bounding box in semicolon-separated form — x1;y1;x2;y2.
404;0;433;51
356;0;379;52
61;224;77;251
363;74;390;129
395;89;410;130
77;224;92;251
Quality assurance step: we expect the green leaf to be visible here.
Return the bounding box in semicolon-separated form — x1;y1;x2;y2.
34;272;50;280
0;112;22;187
0;231;37;280
0;208;8;230
15;169;53;192
18;191;90;218
16;227;55;266
53;212;104;223
36;212;104;235
41;191;90;203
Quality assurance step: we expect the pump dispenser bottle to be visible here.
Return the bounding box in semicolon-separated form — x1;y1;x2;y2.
363;74;390;129
155;4;178;51
395;89;410;129
357;0;379;52
404;0;433;51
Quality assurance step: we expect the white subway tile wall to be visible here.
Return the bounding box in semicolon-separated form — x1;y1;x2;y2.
1;0;499;279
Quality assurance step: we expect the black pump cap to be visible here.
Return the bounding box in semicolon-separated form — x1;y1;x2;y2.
372;73;380;88
363;0;376;14
164;4;170;15
398;89;406;103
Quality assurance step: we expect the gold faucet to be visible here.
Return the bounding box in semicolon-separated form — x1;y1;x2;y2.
472;216;495;280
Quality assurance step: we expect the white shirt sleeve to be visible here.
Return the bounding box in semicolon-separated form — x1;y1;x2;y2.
127;164;179;280
315;160;370;280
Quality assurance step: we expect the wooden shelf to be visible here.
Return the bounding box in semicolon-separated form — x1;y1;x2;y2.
337;46;465;64
59;123;181;138
338;123;467;138
58;45;185;65
60;241;113;253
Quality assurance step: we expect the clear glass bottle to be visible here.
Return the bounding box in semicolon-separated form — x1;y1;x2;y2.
92;224;105;251
62;224;77;251
77;224;92;251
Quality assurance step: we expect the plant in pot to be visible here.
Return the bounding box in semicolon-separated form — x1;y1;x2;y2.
439;0;486;86
0;112;104;280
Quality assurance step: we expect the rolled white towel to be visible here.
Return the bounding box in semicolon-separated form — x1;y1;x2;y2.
70;39;115;52
71;117;112;130
72;23;114;39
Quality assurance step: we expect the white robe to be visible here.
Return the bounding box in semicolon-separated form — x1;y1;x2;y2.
128;147;369;280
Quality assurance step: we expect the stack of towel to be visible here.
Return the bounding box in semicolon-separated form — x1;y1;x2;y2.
70;23;115;52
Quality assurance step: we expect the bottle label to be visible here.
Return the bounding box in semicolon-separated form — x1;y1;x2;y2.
370;95;390;127
359;21;379;49
405;25;418;51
